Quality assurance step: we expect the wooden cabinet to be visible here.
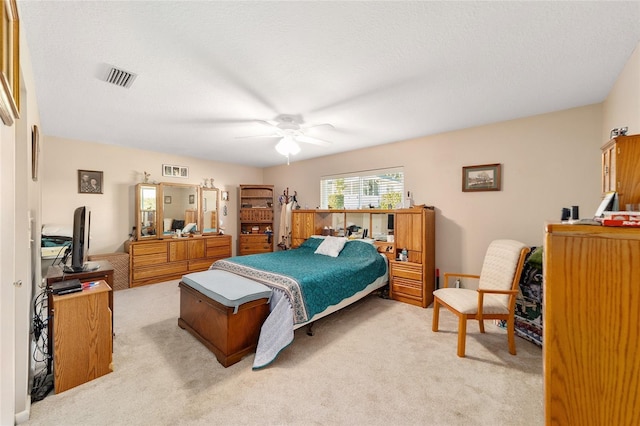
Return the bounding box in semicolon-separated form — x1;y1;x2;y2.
128;234;231;287
291;211;315;247
290;208;435;308
389;208;435;308
544;223;640;425
239;184;274;255
53;280;113;393
601;134;640;207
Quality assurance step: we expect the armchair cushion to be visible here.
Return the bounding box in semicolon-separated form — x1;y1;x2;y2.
433;288;510;315
479;239;528;305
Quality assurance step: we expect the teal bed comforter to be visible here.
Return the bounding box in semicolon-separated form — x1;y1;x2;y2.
210;237;388;324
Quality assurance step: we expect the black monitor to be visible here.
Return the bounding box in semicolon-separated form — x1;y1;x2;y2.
63;206;98;273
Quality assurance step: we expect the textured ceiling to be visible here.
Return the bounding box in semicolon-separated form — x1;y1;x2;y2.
18;1;640;167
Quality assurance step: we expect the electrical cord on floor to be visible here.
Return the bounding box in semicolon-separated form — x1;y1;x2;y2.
30;287;53;402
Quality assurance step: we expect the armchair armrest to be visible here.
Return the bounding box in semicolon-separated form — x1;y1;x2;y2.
476;288;519;317
442;272;480;288
477;289;519;295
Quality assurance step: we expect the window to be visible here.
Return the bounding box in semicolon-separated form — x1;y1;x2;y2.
320;167;404;209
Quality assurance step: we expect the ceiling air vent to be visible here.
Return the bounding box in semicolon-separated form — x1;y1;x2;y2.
104;66;137;88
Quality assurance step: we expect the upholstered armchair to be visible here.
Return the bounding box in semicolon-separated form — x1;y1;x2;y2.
432;240;530;357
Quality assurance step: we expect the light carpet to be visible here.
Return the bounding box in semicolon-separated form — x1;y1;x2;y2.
26;280;543;425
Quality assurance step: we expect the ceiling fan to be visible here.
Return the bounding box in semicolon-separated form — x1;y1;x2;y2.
238;114;334;163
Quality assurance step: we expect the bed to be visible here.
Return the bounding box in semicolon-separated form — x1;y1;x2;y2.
180;236;388;369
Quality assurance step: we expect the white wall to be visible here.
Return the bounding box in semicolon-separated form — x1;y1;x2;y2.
603;43;640;139
264;104;604;277
42;137;265;255
1;20;43;424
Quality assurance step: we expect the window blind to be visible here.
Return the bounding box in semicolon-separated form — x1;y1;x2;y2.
320;167;404;209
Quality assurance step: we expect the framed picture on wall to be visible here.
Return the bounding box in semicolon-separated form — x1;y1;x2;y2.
221;191;229;201
0;0;20;126
31;125;39;181
162;164;189;178
78;170;104;194
462;163;501;192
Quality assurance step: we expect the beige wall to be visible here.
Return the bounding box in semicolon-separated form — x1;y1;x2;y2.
42;137;265;255
42;103;604;279
603;42;640;140
265;104;604;276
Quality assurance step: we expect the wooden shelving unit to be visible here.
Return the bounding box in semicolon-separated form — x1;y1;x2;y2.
238;184;274;255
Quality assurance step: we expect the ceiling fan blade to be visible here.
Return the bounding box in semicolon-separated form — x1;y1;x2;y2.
296;135;332;147
235;134;280;140
255;119;278;128
303;123;335;131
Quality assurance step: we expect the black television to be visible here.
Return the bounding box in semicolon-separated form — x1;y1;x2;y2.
63;206;98;273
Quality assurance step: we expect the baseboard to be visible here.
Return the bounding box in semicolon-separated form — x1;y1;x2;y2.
15;405;30;424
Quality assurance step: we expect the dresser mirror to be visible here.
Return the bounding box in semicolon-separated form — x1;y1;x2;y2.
159;183;200;236
135;183;159;240
201;188;219;234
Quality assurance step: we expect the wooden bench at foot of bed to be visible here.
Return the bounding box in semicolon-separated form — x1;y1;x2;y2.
178;271;272;368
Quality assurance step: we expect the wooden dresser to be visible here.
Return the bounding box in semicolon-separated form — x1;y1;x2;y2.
128;234;231;287
544;223;640;425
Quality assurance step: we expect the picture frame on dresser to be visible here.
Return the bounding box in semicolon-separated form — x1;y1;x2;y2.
462;163;501;192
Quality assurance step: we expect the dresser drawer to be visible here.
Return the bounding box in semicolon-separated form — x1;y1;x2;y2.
132;252;167;267
239;234;272;253
390;262;423;281
391;277;423;298
239;234;270;243
131;242;167;256
207;245;231;258
132;261;188;281
206;236;231;248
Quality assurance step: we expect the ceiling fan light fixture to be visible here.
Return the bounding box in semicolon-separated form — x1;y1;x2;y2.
275;136;301;157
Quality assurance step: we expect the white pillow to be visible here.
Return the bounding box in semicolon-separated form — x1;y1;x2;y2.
163;218;173;231
314;236;348;257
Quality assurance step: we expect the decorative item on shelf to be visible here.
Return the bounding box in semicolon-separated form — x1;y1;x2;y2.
143;171;150;183
202;178;208;188
209;178;215;188
610;127;628;139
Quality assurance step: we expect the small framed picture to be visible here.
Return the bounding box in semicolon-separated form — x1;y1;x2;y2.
462;163;501;192
78;170;103;194
164;196;172;204
162;164;189;178
189;194;195;204
221;191;229;201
